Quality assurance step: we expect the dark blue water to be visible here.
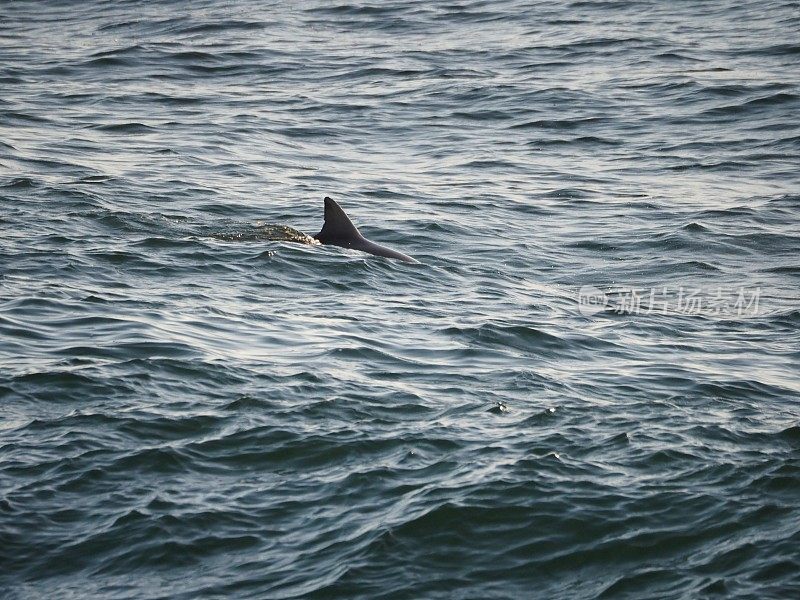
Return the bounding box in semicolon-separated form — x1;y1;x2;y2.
2;1;799;598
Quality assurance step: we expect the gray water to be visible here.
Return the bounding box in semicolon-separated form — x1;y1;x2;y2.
1;1;800;598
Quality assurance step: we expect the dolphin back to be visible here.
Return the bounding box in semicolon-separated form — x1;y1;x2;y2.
313;197;417;263
355;238;418;263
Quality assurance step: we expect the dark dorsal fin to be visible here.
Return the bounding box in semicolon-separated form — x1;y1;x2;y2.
314;197;362;243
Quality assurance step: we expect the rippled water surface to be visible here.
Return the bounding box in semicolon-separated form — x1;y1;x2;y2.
2;1;800;598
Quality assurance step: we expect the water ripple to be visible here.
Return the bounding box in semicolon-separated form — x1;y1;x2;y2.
1;0;799;598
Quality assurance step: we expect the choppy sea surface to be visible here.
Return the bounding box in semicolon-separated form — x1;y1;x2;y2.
2;1;799;598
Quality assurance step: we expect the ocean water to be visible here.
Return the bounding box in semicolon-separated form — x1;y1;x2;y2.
1;0;799;598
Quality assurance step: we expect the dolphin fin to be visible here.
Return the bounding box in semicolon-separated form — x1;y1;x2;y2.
314;197;362;243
